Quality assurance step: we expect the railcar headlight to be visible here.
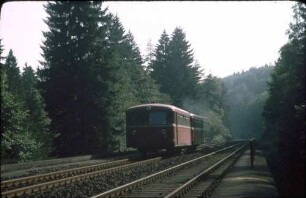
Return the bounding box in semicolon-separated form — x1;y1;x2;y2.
132;129;136;135
162;129;166;137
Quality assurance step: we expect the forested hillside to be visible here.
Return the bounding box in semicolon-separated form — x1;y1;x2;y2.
222;65;274;139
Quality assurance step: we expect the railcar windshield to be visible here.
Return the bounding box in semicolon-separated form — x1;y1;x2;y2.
149;112;166;125
127;110;173;126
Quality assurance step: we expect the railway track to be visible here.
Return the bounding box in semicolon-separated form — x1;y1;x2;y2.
91;143;247;198
1;142;243;198
1;157;161;198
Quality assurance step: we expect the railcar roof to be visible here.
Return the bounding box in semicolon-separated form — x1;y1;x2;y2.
190;113;204;119
127;103;191;115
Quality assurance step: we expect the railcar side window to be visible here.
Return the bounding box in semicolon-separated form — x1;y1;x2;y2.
177;114;190;127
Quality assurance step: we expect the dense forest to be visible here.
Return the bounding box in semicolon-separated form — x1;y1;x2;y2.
261;3;305;197
1;3;305;196
224;3;305;196
223;65;274;139
1;2;229;162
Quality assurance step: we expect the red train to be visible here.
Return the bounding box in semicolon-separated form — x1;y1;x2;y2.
126;103;204;153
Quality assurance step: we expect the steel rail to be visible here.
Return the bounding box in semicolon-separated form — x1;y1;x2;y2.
164;142;248;198
1;157;161;198
91;143;239;198
1;158;129;190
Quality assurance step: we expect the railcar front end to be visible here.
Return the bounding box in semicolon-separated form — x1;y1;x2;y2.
126;103;204;153
126;104;176;153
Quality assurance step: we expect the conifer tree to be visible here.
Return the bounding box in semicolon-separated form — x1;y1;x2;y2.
123;31;170;104
21;65;53;159
1;49;38;162
150;30;170;94
39;1;109;156
97;13;133;151
151;27;201;107
262;2;305;196
167;27;199;106
101;14;170;150
3;50;21;96
1;67;29;162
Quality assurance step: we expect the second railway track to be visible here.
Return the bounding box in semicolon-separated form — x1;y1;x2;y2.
1;142;245;198
1;157;161;198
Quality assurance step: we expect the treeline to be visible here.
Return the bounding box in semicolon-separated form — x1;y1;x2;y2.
1;49;52;163
1;1;230;162
261;3;305;197
223;65;274;139
148;29;231;143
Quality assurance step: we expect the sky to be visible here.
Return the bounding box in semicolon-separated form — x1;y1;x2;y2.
0;1;295;78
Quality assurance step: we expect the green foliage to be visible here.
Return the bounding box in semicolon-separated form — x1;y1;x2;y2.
149;30;170;88
149;28;229;143
150;28;201;107
38;2;170;156
1;44;53;162
207;112;231;144
222;66;274;139
3;50;21;96
21;65;53;159
39;1;110;156
1;67;27;162
196;75;230;142
262;2;305;196
101;14;170;151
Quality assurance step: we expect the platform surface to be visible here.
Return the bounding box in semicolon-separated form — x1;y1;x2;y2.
211;149;278;198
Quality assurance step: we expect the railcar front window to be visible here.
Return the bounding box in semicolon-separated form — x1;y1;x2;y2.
127;112;148;125
150;112;166;125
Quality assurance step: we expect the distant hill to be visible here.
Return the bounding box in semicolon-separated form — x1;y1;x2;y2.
222;65;274;139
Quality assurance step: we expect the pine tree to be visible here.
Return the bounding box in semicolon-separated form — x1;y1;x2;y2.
150;30;170;94
38;1;109;156
96;13;133;151
100;14;170;151
151;27;201;107
124;31;143;65
1;49;39;162
1;67;29;162
168;27;199;106
3;50;21;96
123;31;171;104
21;65;53;159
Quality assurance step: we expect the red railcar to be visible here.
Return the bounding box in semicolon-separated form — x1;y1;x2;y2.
126;103;204;153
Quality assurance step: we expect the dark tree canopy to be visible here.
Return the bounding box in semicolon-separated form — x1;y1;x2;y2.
150;27;201;107
1;45;52;162
38;1;109;156
37;2;170;156
262;2;305;196
2;2;234;161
